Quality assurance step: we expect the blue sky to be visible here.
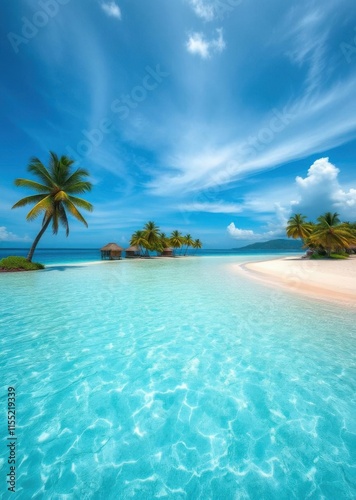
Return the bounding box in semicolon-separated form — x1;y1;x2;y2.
1;0;356;249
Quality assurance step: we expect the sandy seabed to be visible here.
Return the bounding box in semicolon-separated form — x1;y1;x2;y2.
236;255;356;306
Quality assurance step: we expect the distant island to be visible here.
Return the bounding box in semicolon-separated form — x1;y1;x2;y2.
233;239;303;251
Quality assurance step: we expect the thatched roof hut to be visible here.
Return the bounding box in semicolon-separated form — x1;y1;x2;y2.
162;247;174;257
125;245;140;258
101;243;123;260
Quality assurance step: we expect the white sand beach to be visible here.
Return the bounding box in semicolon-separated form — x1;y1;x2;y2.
237;255;356;306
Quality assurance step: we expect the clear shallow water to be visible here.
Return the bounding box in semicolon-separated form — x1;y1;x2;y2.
0;256;355;499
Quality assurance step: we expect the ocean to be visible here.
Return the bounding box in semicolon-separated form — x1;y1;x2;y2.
0;251;354;499
0;247;304;266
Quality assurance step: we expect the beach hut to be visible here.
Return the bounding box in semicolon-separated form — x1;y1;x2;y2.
100;243;123;260
161;247;174;257
125;245;140;258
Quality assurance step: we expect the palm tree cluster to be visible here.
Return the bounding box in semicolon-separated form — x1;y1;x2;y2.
130;222;202;256
286;212;356;257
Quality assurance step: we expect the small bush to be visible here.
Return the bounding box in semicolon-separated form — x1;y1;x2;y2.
330;253;349;259
0;256;44;271
310;253;323;259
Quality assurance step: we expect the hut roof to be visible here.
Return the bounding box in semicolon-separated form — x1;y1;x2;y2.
126;245;139;251
163;247;173;251
101;243;123;251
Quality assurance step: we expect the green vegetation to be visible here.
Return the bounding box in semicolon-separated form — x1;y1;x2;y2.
286;213;314;242
192;238;202;254
183;233;194;256
130;222;202;256
329;253;349;259
0;256;44;271
286;211;356;258
12;152;93;262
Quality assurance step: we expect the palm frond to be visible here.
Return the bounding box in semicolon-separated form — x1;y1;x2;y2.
54;190;69;202
63;168;91;188
12;194;48;209
67;195;93;211
64;181;93;194
26;196;53;221
62;199;89;227
28;158;54;187
58;204;69;236
14;179;49;193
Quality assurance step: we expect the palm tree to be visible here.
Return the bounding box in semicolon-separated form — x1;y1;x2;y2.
170;230;184;256
192;238;202;254
318;212;341;226
159;232;169;251
183;233;194;256
130;230;148;256
143;221;162;255
309;212;356;256
286;213;313;243
12;152;93;262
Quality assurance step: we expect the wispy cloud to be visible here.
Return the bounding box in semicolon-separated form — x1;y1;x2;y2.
179;202;243;214
188;0;215;21
0;226;30;242
284;8;330;93
186;28;225;58
145;74;356;197
101;1;121;20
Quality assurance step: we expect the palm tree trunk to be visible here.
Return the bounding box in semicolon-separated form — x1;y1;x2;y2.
27;216;52;262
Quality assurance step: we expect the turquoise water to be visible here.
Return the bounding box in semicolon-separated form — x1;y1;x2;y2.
0;256;355;499
0;248;303;266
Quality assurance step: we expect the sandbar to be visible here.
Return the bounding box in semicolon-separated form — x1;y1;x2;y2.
237;255;356;306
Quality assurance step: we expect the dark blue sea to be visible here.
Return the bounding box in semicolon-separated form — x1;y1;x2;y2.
0;247;303;266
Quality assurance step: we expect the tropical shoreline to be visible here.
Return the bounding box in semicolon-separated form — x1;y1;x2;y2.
236;255;356;306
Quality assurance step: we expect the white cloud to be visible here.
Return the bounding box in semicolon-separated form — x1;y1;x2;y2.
101;1;121;19
295;157;339;189
227;223;258;239
293;157;356;219
145;75;356;197
0;227;30;242
187;0;237;21
186;28;226;59
227;158;356;243
179;202;243;214
188;0;215;21
227;203;288;241
285;9;328;93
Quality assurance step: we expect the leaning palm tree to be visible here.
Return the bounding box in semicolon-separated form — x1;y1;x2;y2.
183;233;194;256
12;152;93;262
170;230;184;256
309;213;356;256
143;221;162;255
192;238;202;255
286;213;313;243
130;230;148;257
